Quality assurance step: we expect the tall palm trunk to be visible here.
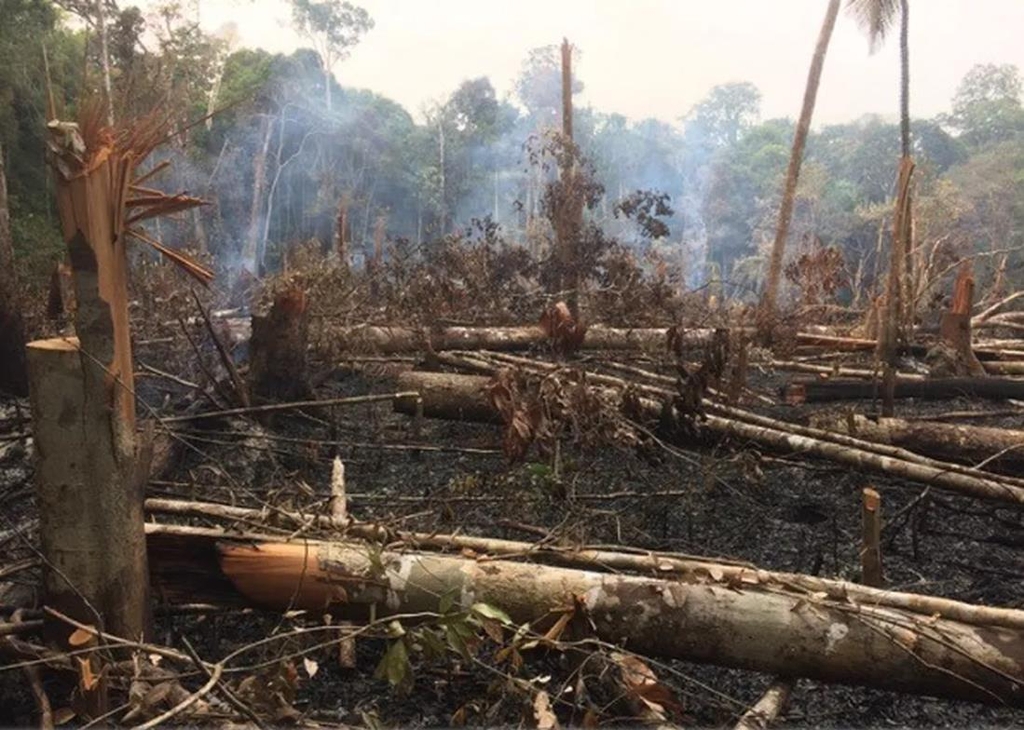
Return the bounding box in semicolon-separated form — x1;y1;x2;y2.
760;0;842;325
881;0;912;416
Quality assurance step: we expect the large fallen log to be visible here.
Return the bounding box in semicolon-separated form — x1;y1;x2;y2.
784;377;1024;404
336;324;719;355
393;371;1024;505
145;524;1024;706
814;414;1024;472
145;497;1024;630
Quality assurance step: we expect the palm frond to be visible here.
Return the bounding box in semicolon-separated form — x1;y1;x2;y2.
846;0;901;53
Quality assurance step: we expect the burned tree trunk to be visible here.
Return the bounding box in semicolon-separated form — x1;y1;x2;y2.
819;414;1024;472
146;527;1024;707
249;286;311;401
783;376;1024;404
0;142;27;396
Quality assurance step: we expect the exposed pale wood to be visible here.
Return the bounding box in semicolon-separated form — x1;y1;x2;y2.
734;680;792;730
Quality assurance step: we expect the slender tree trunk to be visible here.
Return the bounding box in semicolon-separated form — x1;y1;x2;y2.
95;0;114;126
559;38;582;319
0;144;28;395
243;115;272;274
899;0;911;158
438;119;446;235
760;0;841;325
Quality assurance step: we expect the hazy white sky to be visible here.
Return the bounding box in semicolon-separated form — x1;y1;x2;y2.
183;0;1024;125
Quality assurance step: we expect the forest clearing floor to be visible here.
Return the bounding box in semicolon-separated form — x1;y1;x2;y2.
2;343;1024;728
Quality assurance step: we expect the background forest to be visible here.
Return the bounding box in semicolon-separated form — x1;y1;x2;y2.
4;0;1024;309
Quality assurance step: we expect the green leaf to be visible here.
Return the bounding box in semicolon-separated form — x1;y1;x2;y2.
374;639;410;688
471;602;513;626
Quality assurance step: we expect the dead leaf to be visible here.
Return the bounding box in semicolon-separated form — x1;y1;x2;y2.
303;657;319;678
533;690;559;730
612;652;684;722
53;708;76;726
77;657;99;691
68;627;95;648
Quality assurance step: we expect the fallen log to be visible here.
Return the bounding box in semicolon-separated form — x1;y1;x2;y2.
813;414;1024;471
144;497;1024;630
784;377;1024;404
145;524;1024;706
393;371;1024;505
337;324;720;355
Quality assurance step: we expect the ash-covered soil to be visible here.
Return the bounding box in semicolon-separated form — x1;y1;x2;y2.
2;352;1024;728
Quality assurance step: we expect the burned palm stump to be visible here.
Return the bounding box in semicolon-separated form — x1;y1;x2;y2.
249;287;311;401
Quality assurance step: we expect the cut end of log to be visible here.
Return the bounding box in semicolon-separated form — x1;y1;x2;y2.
782;383;806;405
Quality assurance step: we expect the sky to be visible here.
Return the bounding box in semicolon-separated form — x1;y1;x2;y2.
179;0;1024;126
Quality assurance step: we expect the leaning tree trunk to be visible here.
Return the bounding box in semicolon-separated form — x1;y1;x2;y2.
146;526;1024;707
0;143;28;395
760;0;841;325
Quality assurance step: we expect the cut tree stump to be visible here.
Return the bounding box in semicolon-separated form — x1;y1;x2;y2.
860;488;884;587
249;286;311;401
145;525;1024;707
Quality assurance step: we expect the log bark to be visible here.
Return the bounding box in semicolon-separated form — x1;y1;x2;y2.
394;371;1024;506
144;498;1024;630
337;324;720;355
145;526;1024;706
0;142;27;396
818;414;1024;472
784;376;1024;404
27;338;149;646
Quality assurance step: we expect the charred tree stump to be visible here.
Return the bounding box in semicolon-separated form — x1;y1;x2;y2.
860;487;884;587
249;287;311;401
928;263;986;377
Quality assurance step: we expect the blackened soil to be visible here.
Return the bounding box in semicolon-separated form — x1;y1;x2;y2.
2;357;1024;728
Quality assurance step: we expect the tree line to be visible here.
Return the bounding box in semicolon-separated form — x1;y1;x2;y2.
3;0;1024;306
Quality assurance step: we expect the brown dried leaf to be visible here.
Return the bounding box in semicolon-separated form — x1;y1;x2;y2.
533;690;560;730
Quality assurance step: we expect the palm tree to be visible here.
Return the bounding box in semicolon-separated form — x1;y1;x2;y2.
760;0;842;327
848;0;912;416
